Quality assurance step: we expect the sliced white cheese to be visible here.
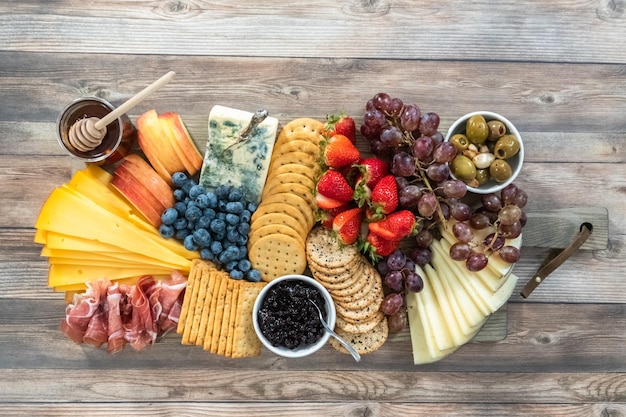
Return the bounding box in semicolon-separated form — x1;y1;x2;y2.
199;105;278;204
406;291;451;364
415;264;456;352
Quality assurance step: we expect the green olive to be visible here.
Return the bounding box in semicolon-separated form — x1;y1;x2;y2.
465;115;489;144
494;134;520;159
490;159;513;182
449;133;470;152
475;168;490;185
487;120;507;140
450;155;476;182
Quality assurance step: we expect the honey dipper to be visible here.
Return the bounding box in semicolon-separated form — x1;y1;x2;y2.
68;71;176;152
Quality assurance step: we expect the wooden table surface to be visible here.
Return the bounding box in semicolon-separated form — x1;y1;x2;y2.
1;1;625;416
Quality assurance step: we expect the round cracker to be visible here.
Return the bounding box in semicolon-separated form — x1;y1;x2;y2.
272;139;322;160
335;294;383;322
262;173;316;200
267;162;321;183
248;234;307;282
335;311;385;335
268;151;319;175
330;317;389;355
332;271;378;301
250;212;307;241
248;223;305;250
251;202;312;232
262;182;316;210
305;226;360;269
335;286;383;312
279;118;325;137
259;193;315;229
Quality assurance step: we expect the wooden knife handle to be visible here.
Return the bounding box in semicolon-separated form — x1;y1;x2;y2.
520;222;593;298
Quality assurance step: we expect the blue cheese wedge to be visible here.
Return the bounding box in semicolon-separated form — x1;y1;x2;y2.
199;105;278;204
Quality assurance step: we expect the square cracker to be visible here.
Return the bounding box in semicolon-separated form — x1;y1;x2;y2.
203;271;227;350
231;281;266;358
218;280;238;355
195;269;219;346
180;262;205;344
208;274;229;353
177;259;202;335
225;282;242;357
188;265;211;344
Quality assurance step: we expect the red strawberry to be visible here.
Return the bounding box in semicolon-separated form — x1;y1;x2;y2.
318;203;353;228
368;210;417;241
316;193;346;211
323;134;360;169
332;207;363;245
316;169;354;202
364;232;399;259
326;113;356;144
355;158;389;189
370;174;398;215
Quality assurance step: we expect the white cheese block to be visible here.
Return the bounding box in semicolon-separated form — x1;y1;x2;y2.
199;105;278;204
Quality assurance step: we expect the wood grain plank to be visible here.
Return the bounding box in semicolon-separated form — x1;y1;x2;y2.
1;1;625;64
0;368;625;403
0;301;624;372
2;53;626;134
1;403;624;417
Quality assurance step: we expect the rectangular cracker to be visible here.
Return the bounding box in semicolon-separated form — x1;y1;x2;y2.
231;282;265;358
195;269;219;346
180;262;205;344
225;282;242;357
188;264;211;344
209;275;229;353
177;259;202;334
217;280;237;355
203;271;226;350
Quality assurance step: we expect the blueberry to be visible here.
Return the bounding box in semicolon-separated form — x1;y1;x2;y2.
159;224;175;239
225;260;238;272
229;270;244;280
247;269;262;282
172;172;188;187
185;206;202;223
217;199;227;212
175;228;191;240
209;218;226;234
215;185;230;199
195;193;210;209
228;188;243;202
210;240;223;255
184;234;198;251
205;192;218;209
237;245;247;259
222;240;237;249
192;228;212;246
189;184;206;199
217;212;226;221
173;188;187;201
247;202;258;213
226;201;244;214
225;213;239;225
238;259;251;272
213;230;226;242
173;217;188;231
235;234;248;246
161;208;179;225
200;248;215;261
237;222;250;236
203;208;216;221
226;228;239;243
240;209;252;223
174;201;187;216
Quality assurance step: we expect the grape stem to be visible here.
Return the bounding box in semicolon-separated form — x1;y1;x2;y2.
414;158;448;229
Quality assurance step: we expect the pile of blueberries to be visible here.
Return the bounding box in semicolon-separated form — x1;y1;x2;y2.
158;172;261;282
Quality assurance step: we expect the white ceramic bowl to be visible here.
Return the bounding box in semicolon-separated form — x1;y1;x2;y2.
252;274;336;359
445;111;524;194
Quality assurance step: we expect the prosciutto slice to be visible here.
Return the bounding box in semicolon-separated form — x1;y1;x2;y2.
59;272;187;353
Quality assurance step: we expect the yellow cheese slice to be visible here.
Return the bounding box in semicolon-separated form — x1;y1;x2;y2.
41;247;190;271
36;187;192;268
48;263;174;287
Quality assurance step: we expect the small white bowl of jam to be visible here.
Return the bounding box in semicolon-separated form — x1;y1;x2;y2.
252;274;335;359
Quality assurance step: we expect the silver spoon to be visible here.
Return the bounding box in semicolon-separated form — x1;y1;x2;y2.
308;299;361;362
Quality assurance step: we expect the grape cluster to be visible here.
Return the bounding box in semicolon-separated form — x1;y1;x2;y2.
158;172;262;282
361;93;528;330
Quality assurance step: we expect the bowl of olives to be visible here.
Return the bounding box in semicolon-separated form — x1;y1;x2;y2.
445;111;524;194
253;274;336;359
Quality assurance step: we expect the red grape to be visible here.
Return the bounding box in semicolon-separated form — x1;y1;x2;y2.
381;293;404;315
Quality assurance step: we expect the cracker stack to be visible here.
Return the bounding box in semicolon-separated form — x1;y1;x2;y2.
177;259;266;358
305;226;389;355
248;118;325;282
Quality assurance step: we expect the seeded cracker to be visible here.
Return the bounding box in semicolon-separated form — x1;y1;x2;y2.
330;317;389;355
231;282;266;358
335;311;385;334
